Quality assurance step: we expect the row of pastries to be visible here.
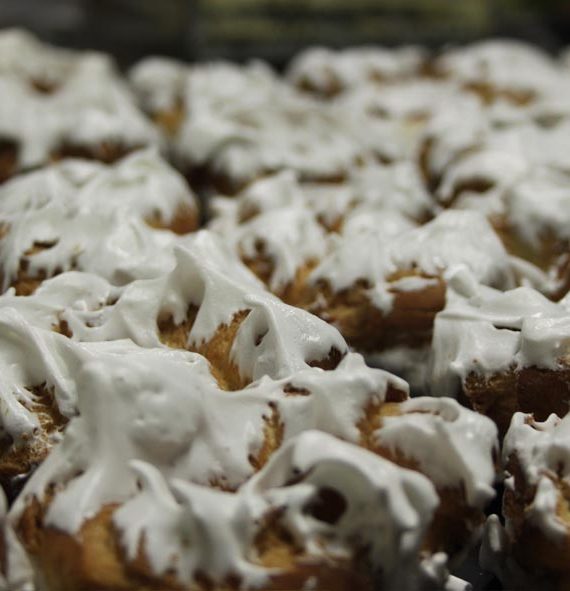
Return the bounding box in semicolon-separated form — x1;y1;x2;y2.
0;27;570;590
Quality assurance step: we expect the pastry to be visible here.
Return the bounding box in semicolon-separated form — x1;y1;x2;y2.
430;268;570;436
0;149;198;294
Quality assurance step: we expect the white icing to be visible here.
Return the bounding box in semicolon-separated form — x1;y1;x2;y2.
0;149;197;290
64;232;348;383
505;166;570;247
430;272;570;398
209;162;429;249
310;210;515;299
176;89;364;185
435;40;558;94
214;206;328;291
287;46;426;93
128;56;187;114
377;397;497;506
0;30;160;171
0;271;115;331
437;148;527;215
503;412;570;540
337;80;463;162
421;92;489;179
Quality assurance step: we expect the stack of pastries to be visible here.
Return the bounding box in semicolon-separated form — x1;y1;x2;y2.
3;28;570;590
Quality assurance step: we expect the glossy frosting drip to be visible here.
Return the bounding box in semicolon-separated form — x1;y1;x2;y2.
0;149;197;290
377;396;497;507
0;308;181;453
421;92;489;179
132;55;372;184
0;30;160;171
0;271;116;331
430;269;570;398
64;231;348;382
6;326;495;587
212;204;328;291
9;350;405;511
435;117;570;203
437;148;527;214
212;160;431;227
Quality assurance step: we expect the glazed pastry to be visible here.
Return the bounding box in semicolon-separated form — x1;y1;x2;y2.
287;46;426;97
58;231;347;389
208;164;434;299
11;431;444;591
418;91;489;191
0;149;198;294
0;29;160;181
0;271;116;335
481;411;570;590
174;90;364;195
430;268;570;435
6;340;497;589
131;55;367;194
211;161;433;232
433;40;558;106
0;309;200;501
337;79;467;164
289;210;516;388
129;58;278;139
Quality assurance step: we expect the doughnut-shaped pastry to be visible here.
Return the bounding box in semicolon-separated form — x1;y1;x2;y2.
0;30;160;181
5;342;496;588
0;149;198;294
433;40;558;106
430;269;570;435
289;210;516;387
481;411;570;590
129;58;278;139
10;432;445;591
59;231;347;390
287;46;426;98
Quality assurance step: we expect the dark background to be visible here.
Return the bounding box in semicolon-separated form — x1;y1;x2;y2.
1;0;570;68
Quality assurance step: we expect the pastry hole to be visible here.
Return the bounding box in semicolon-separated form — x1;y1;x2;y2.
304;487;347;525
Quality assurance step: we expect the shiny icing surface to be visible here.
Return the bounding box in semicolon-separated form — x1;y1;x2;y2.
430;269;570;398
63;231;348;383
0;149;197;290
0;30;160;171
310;210;515;298
6;334;495;586
6;34;570;591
